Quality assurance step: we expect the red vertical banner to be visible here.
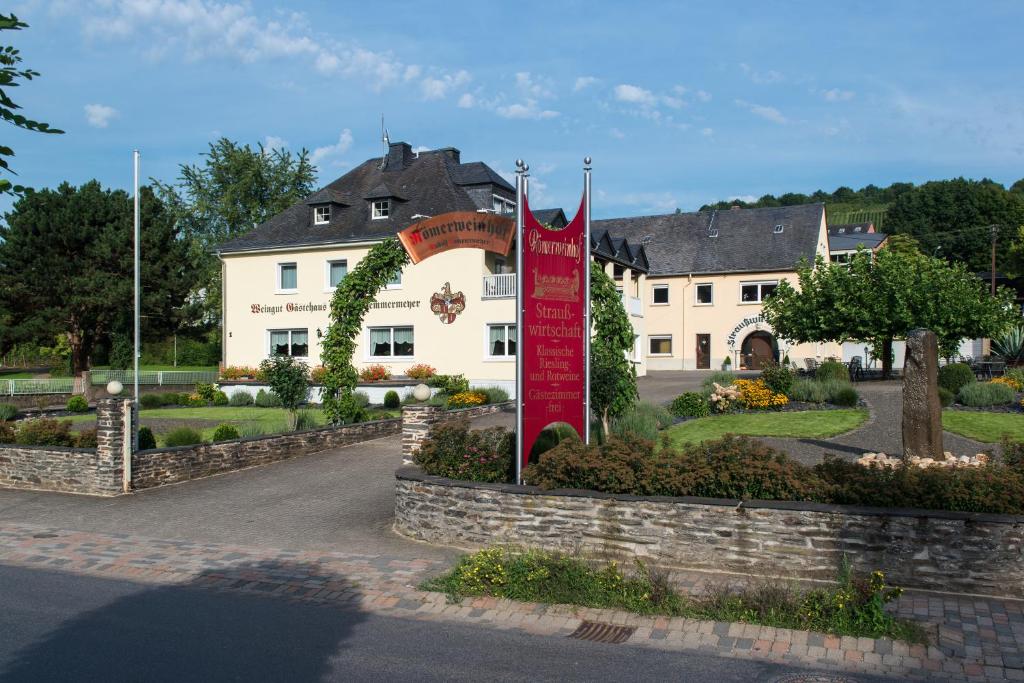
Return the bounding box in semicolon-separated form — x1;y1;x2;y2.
519;193;588;469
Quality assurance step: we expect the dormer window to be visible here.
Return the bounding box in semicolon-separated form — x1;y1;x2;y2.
314;206;331;225
853;226;862;233
492;195;515;215
774;224;784;234
372;200;390;220
838;228;845;233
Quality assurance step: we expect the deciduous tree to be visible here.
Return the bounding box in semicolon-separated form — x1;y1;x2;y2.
588;262;637;435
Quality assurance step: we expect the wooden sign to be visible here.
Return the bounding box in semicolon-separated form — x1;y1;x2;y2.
397;212;515;264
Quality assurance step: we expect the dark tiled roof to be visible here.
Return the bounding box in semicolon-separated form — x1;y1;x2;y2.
532;208;567;227
590;229;649;273
219;144;508;253
829;222;874;235
829;231;888;252
593;204;825;276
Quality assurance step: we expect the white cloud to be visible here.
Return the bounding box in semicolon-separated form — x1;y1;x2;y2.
739;63;783;84
701;127;713;137
413;145;431;153
457;93;475;108
311;129;353;165
614;84;658;107
823;88;855;102
617;192;679;214
696;90;712;102
74;1;467;94
574;76;599;92
263;135;288;150
515;72;554;99
734;99;788;124
421;70;471;100
84;103;117;128
496;100;559;120
609;127;625;139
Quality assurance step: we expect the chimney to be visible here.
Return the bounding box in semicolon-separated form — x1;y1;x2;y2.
385;141;414;170
730;204;741;210
437;147;461;164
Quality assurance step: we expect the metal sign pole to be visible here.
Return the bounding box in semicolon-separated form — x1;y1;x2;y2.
514;159;525;484
583;157;592;445
132;150;141;453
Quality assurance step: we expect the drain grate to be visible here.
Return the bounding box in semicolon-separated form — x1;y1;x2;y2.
568;620;636;644
770;675;858;683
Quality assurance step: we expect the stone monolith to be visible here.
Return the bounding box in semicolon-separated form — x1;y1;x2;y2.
902;329;944;461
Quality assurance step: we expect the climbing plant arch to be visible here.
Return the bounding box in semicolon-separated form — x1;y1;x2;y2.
320;238;409;423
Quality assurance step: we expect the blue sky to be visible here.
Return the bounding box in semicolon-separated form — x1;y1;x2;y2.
5;0;1023;219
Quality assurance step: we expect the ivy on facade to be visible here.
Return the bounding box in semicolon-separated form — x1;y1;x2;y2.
320;238;409;423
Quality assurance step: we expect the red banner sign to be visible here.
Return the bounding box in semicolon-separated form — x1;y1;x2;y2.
520;194;587;468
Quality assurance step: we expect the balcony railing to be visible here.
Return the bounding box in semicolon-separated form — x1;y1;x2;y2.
482;273;516;299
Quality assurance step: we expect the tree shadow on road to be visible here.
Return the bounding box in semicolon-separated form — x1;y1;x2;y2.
0;560;367;682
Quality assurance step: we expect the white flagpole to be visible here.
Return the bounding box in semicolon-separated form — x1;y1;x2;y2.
583;156;592;445
133;150;140;450
514;159;525;484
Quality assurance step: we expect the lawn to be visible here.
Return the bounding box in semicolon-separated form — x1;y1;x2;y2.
941;410;1024;443
0;371;36;379
664;409;868;448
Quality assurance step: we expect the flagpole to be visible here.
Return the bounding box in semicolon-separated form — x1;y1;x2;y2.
583;156;592;445
133;150;140;450
514;159;525;484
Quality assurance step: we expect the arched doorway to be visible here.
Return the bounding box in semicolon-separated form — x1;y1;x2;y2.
741;331;777;370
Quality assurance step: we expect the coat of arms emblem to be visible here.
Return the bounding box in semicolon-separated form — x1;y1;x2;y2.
430;282;466;324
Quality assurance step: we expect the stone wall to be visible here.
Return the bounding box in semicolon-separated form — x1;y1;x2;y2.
0;444;112;495
132;417;400;489
395;467;1024;599
401;401;514;462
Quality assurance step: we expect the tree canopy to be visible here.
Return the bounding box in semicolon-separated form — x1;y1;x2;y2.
0;13;63;195
155;138;317;332
761;247;1017;377
0;181;191;372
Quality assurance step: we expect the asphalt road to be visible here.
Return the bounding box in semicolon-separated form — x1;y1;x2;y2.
0;565;894;683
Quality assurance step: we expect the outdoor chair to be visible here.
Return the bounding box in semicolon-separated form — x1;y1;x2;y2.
990;360;1006;377
803;358;818;378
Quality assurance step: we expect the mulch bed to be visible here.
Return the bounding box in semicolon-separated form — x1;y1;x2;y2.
947;404;1024;414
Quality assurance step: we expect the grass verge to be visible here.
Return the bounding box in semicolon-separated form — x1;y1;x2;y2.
942;410;1024;443
664;409;868;448
423;547;926;644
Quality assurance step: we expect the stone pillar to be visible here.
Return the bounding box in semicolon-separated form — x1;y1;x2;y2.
95;398;127;495
402;404;442;465
902;329;944;461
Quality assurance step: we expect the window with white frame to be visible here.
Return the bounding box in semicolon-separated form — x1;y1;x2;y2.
372;199;390;219
386;269;402;288
652;284;669;305
649;335;672;355
277;262;297;292
626;334;640;362
369;326;413;357
269;329;308;357
314;205;331;224
740;281;778;303
487;323;517;358
326;259;347;289
695;283;713;305
491;195;515;215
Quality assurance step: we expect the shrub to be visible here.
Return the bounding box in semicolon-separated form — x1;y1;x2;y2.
0;422;14;444
0;403;17;421
137;426;157;450
358;364;391;382
383;390;400;409
140;393;164;409
759;361;794;396
611;405;660;441
160;392;182;406
185;392;207;407
788;378;827;403
831;386;860;407
228;391;254;407
14;418;75;447
74;427;98;448
66;395;89;413
239;423;265;439
293;408;319;431
815;361;848;383
353;391;370;408
448;391;488;408
701;371;736;395
721;357;732;370
212;424;240;442
255;389;282;408
957;381;1016;407
194;383;217;403
308;365;328;385
414;420;514;483
164;427;203;447
670;392;709;418
258;356;310;412
1006;368;1024;390
1003;438;1024;468
212;390;229;406
938;363;976;395
736;378;788;410
938;387;954;407
479;386;510;404
428;374;470;394
406;363;436;380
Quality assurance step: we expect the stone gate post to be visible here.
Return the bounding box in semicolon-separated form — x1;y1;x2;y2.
95;398;129;495
401;404;443;465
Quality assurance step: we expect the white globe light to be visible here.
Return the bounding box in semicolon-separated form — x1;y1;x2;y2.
106;380;123;396
412;383;431;402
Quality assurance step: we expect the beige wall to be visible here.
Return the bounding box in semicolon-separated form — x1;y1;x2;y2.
222;243;647;386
